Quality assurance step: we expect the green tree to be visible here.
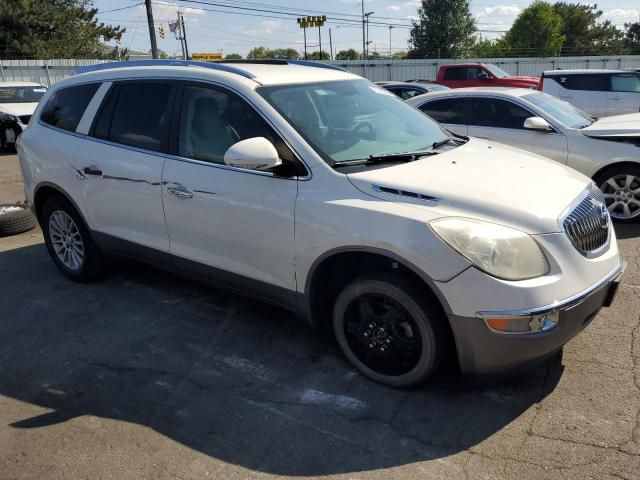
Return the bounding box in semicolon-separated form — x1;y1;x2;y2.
553;2;625;55
408;0;476;58
268;48;300;59
625;22;640;54
225;53;243;59
247;46;270;59
335;48;361;60
502;1;564;57
0;0;124;59
308;50;330;60
470;38;508;58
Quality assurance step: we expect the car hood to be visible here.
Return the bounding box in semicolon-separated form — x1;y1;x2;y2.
0;103;39;116
346;139;591;234
580;113;640;137
504;75;540;85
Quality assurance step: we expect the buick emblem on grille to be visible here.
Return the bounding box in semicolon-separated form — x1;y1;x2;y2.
590;198;609;229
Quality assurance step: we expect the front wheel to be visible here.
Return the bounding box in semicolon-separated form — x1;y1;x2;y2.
594;165;640;223
333;274;446;387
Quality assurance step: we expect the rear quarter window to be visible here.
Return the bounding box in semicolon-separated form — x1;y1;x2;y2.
40;83;100;131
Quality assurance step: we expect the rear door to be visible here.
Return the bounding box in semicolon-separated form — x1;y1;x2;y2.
557;74;609;117
416;97;469;136
466;97;568;163
607;73;640;116
80;80;176;260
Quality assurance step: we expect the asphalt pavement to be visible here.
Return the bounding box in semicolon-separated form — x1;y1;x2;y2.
1;151;639;479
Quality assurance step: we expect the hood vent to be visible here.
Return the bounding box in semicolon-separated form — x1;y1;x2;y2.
373;184;438;202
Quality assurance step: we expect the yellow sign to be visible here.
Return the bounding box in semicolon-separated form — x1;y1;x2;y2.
192;53;223;61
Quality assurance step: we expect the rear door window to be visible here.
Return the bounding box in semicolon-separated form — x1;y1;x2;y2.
419;98;468;125
41;83;100;131
91;82;174;153
558;74;610;92
443;67;467;81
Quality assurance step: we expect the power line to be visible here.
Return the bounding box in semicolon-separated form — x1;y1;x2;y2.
98;2;143;14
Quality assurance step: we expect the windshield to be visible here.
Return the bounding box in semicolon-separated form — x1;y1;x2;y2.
522;91;594;129
258;80;452;165
0;85;47;104
485;64;510;78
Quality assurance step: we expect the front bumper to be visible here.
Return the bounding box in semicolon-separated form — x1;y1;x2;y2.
448;261;626;375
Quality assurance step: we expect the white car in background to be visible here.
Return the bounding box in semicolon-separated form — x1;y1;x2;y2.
409;87;640;222
0;82;47;148
539;69;640;117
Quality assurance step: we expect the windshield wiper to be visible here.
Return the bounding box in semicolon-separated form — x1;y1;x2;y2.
431;137;466;149
333;150;439;168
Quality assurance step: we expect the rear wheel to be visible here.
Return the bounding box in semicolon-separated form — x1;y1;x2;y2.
594;165;640;223
41;196;104;281
333;274;446;387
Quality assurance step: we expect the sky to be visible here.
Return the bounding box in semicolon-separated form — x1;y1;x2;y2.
93;0;640;58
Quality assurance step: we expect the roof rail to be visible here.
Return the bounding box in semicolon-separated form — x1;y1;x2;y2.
288;60;348;72
73;59;256;79
219;58;347;72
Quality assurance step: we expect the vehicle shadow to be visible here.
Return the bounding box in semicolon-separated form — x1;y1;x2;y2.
614;223;640;240
0;243;563;476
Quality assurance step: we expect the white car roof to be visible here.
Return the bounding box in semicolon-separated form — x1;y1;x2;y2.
543;69;630;75
406;87;537;105
68;60;359;88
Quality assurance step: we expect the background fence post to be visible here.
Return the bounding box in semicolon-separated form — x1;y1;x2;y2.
0;61;4;81
44;61;51;86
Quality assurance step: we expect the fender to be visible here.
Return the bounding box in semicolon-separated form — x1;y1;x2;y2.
33;181;91;230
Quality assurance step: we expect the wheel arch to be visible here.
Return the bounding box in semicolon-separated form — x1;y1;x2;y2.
33;182;89;229
302;246;454;327
590;160;640;183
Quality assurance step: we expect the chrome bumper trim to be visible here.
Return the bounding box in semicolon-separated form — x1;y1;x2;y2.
476;261;626;319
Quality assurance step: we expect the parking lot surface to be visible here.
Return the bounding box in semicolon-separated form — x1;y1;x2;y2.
1;151;639;479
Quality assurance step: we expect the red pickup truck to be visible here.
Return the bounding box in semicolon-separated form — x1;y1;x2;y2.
435;63;540;89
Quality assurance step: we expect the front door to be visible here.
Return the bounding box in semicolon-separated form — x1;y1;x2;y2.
161;83;301;306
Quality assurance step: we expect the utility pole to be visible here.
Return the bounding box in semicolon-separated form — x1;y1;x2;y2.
303;27;307;59
329;27;333;60
389;25;393;59
365;11;374;59
180;12;189;59
144;0;159;59
318;24;322;59
361;1;366;62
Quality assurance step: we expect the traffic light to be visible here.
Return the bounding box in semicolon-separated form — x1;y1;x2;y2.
159;25;165;39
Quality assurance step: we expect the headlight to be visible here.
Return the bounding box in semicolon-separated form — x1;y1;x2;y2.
0;112;19;123
430;218;549;280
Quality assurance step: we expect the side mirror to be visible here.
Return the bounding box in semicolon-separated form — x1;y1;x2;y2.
524;117;553;132
224;137;282;171
478;72;491;81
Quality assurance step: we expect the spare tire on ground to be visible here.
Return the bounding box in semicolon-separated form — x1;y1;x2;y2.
0;204;36;237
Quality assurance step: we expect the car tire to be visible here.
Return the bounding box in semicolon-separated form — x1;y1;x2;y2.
333;273;446;387
41;196;104;282
594;164;640;223
0;204;36;237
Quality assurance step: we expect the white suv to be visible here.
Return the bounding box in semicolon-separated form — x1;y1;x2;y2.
18;60;625;387
540;69;640;117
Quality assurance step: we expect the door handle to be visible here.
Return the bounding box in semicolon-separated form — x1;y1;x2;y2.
166;184;193;199
82;166;102;176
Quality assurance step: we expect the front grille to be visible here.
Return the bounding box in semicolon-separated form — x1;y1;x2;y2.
563;188;610;257
18;115;31;125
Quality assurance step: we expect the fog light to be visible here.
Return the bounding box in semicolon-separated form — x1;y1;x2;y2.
485;311;559;334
